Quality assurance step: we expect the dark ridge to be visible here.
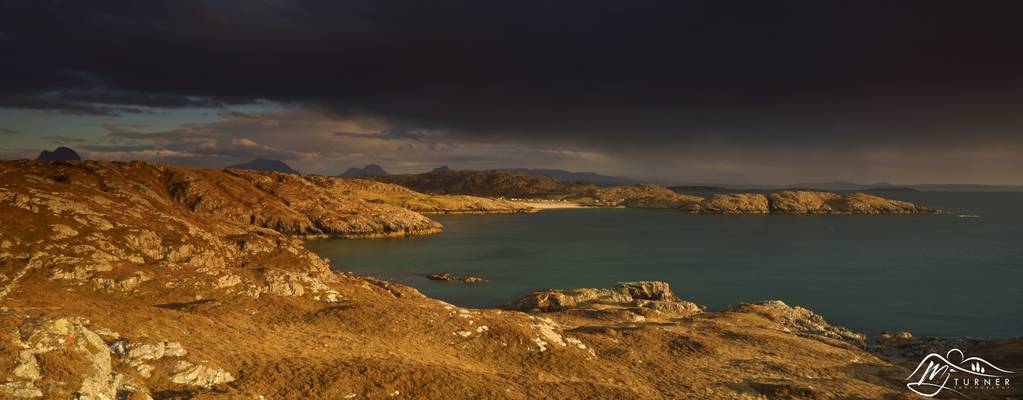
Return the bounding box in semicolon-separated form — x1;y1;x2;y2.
226;158;300;174
340;164;389;177
36;147;81;162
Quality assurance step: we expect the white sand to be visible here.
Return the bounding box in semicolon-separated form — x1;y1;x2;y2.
511;201;587;209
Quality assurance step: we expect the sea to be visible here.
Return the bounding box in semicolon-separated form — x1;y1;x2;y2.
307;191;1023;339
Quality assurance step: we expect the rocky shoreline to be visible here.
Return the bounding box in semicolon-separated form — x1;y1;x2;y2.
1;160;1012;399
373;168;940;214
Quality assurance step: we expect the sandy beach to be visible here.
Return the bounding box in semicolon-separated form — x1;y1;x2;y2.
511;200;587;209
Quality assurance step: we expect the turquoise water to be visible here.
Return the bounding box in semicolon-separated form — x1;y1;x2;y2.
307;192;1023;339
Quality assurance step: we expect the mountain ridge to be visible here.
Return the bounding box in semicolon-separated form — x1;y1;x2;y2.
226;158;300;174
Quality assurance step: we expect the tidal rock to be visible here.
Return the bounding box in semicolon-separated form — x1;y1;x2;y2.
426;272;487;284
427;272;455;281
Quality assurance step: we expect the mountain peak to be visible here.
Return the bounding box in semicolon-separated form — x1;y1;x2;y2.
36;146;82;162
340;164;390;177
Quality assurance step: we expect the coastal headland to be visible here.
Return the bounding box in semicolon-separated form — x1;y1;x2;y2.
1;160;1016;399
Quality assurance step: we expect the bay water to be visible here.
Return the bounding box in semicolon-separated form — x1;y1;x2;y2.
307;191;1023;339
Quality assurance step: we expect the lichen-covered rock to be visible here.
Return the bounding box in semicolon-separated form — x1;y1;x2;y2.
170;360;234;388
125;340;187;365
2;317;121;400
618;281;675;301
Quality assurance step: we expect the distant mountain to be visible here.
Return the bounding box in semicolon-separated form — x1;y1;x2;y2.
226;158;300;174
36;147;81;162
670;185;744;194
374;168;573;198
340;164;390;177
785;181;904;191
787;180;1022;192
504;168;643;186
910;184;1023;192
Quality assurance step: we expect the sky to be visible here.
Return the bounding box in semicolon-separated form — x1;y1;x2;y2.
1;1;1022;185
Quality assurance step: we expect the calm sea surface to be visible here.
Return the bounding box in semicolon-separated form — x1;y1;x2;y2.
307;192;1023;339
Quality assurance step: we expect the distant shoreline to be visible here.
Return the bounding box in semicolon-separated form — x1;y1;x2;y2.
510;200;587;209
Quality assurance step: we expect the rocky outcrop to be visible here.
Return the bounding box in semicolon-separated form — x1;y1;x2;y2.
509;281;705;316
728;300;866;346
767;190;936;214
768;190;842;213
700;193;770;214
832;192;936;214
1;317;120;399
170;360;234;389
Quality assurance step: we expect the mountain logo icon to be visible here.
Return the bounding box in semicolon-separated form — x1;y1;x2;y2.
905;348;1014;397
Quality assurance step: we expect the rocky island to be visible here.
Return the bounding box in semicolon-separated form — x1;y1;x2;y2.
2;159;1014;399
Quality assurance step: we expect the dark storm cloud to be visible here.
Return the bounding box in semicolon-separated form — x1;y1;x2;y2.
39;135;88;145
2;1;1023;155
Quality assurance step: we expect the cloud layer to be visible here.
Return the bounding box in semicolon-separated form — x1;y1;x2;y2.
2;1;1022;183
